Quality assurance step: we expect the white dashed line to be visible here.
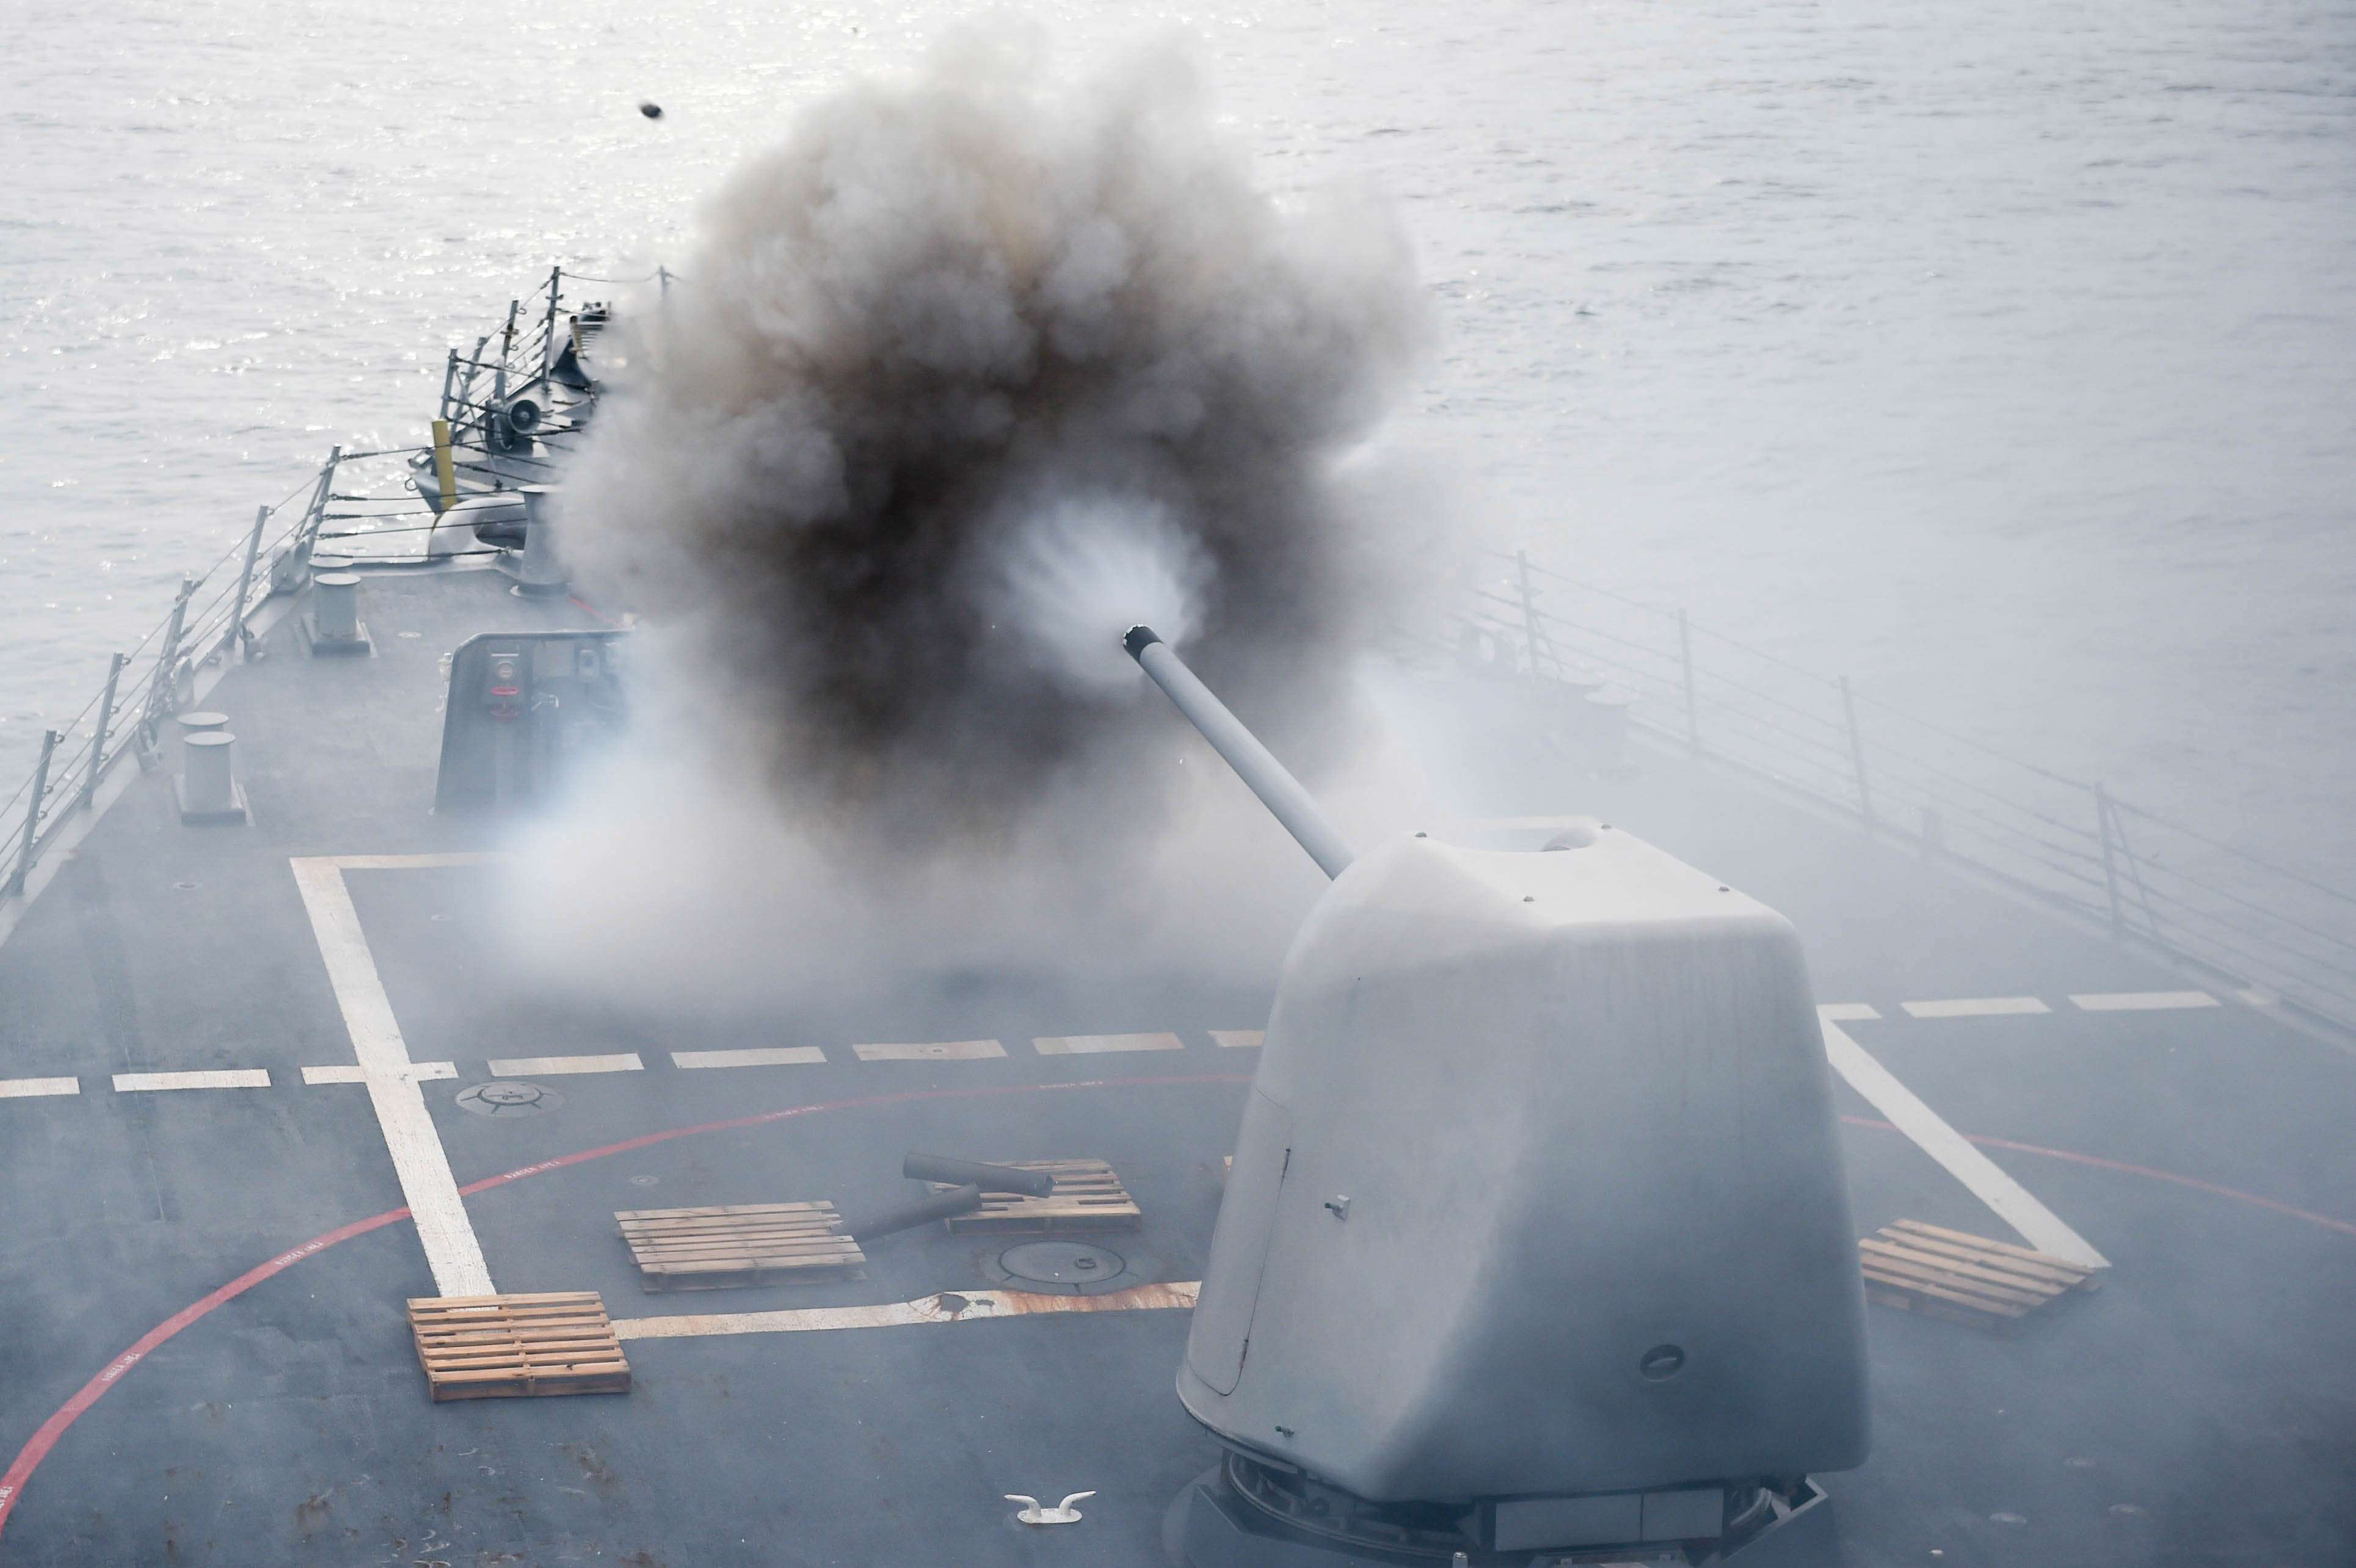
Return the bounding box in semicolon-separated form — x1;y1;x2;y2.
113;1069;272;1092
300;1062;457;1086
1209;1030;1265;1048
0;1077;79;1098
2070;990;2219;1012
1900;996;2050;1018
1817;1004;1881;1022
1033;1033;1185;1055
671;1047;827;1070
487;1053;644;1076
852;1039;1006;1062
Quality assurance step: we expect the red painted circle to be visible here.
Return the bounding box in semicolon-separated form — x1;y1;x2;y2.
2;1081;2349;1542
0;1073;1246;1537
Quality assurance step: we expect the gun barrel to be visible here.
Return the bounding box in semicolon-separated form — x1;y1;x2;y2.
1124;625;1355;880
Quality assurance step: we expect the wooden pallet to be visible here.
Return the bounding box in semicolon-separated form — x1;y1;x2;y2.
616;1201;867;1291
1860;1221;2102;1330
927;1159;1142;1235
407;1292;631;1401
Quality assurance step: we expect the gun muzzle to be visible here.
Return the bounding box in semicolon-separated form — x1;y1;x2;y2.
1124;625;1355;880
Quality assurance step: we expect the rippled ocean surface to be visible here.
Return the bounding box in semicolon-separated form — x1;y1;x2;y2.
3;0;2351;871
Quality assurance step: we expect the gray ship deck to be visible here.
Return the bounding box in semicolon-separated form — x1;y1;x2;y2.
0;562;2351;1566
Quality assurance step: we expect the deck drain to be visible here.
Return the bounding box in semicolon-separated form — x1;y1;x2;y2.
984;1240;1143;1297
455;1081;563;1117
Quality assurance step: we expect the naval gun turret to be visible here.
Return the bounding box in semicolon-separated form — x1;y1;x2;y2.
1124;626;1867;1566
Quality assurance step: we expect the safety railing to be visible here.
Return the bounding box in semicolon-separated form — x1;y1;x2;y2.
23;269;2350;1044
1;266;638;899
1;468;319;895
1461;550;2356;1040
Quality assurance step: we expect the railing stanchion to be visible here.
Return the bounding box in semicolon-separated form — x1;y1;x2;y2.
1514;549;1552;680
1678;608;1699;756
541;266;562;376
76;653;126;811
495;299;519;408
1839;675;1874;829
454;333;490;419
139;575;197;758
222;504;269;660
278;448;341;591
7;729;59;897
305;446;343;561
2095;783;2126;937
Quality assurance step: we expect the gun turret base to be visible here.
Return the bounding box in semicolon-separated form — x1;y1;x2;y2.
1163;1456;1842;1567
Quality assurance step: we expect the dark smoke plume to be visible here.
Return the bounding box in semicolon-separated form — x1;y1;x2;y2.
567;31;1426;841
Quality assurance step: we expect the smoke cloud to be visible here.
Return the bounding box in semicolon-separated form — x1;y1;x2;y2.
501;29;1441;1015
562;27;1428;841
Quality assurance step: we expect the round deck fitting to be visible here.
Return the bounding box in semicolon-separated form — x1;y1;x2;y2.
986;1240;1141;1296
455;1081;564;1117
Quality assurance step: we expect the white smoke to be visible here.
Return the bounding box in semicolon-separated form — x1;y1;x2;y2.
499;27;1436;1012
988;493;1212;697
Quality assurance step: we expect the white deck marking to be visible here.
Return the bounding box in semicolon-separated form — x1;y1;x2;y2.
2070;990;2219;1012
301;1062;457;1086
1900;996;2050;1018
671;1047;827;1070
487;1053;644;1077
112;1069;271;1092
1820;1009;2107;1269
1817;1003;1880;1022
1033;1032;1185;1055
0;1077;79;1098
291;855;495;1298
852;1039;1006;1062
1210;1030;1265;1048
612;1282;1200;1341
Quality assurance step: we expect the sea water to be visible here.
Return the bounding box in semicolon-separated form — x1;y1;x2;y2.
2;0;2350;875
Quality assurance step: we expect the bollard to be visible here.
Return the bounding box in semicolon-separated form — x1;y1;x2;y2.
176;731;248;825
305;572;371;656
172;711;228;772
509;486;566;596
316;575;359;639
1554;665;1606;749
1582;689;1635;775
